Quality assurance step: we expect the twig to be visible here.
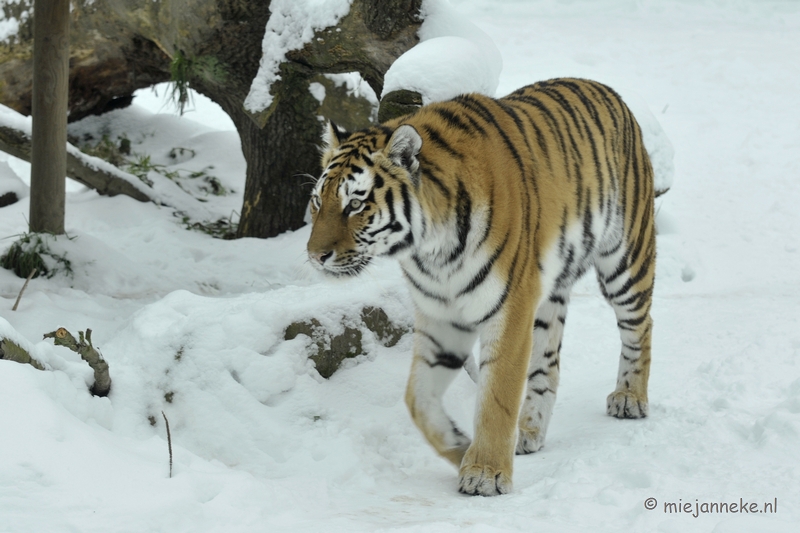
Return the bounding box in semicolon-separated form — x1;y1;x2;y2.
162;411;173;478
12;267;37;311
43;327;111;396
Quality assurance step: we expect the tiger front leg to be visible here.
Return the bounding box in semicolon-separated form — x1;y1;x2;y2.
405;321;478;467
459;304;534;496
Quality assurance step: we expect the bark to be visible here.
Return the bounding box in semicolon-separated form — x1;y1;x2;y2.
0;338;45;370
29;0;69;234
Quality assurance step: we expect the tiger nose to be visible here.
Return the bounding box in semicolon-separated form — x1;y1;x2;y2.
310;250;334;265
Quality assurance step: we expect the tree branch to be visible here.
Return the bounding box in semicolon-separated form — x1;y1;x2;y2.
44;327;112;397
0;338;45;370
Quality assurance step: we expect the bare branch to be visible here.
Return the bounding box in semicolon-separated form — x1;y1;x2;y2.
44;327;112;397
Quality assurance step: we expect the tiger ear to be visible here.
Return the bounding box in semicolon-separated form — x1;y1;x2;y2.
322;120;349;151
385;125;422;185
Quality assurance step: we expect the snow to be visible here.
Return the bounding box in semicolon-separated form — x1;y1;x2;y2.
382;0;503;104
2;0;800;531
382;36;501;105
0;160;28;200
0;0;26;44
0;103;205;217
244;0;353;114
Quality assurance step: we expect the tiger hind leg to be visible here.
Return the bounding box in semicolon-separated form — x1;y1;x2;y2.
595;232;656;419
516;291;569;454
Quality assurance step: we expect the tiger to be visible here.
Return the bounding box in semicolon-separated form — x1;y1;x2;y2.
306;78;656;496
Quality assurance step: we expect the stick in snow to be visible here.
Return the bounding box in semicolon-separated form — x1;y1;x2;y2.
162;411;173;478
11;267;37;311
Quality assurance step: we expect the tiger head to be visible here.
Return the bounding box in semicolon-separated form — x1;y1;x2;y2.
306;122;422;277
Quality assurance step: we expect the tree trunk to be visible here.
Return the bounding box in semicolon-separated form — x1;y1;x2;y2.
29;0;69;234
231;0;422;238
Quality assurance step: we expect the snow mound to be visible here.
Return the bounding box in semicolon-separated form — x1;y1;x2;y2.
382;0;503;104
383;37;500;105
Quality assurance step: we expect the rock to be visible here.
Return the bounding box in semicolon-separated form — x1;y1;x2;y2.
360;306;406;347
378;89;422;123
284;306;410;379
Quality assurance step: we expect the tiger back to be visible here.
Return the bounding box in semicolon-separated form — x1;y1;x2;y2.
306;78;656;496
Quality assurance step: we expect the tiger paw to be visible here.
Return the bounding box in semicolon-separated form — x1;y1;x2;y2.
458;464;512;496
515;426;545;455
606;390;648;419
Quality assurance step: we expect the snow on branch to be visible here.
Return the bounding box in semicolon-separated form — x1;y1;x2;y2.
244;0;353;114
0;104;215;218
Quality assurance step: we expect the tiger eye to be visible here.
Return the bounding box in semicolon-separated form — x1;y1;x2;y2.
349;199;362;210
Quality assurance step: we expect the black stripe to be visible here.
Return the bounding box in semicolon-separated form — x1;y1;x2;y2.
422;124;464;160
466;248;521;328
386;231;413;256
475;185;494;250
429;352;465;369
559;80;606;137
430;106;477;135
618;314;647;327
504;93;569;170
416;330;443;350
404;270;448;303
456;95;528;178
446;180;472;264
367;188;402;236
411;253;436;279
456;232;509;297
528;369;548;380
400;182;412;223
418;154;452;199
534;319;550;330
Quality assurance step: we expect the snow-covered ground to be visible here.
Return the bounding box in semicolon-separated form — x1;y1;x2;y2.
2;0;799;531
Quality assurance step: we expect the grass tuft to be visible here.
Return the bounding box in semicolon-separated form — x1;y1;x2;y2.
0;233;74;279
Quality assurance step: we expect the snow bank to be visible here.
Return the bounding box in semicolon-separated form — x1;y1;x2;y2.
382;0;503;104
0;160;28;200
244;0;353;114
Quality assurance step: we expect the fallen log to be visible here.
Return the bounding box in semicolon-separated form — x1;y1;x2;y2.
0;119;152;203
